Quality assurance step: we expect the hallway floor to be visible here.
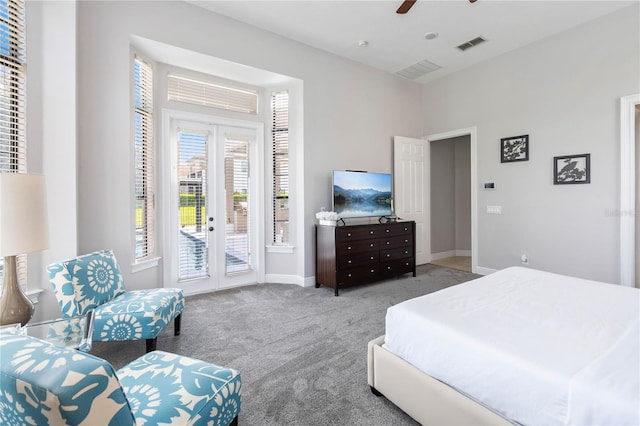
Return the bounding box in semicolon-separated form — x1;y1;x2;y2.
430;256;472;273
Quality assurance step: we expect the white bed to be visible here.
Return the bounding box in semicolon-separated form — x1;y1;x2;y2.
368;267;640;425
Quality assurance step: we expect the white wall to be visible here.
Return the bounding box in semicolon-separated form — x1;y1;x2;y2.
69;0;423;305
422;4;640;283
454;138;471;251
26;1;77;322
430;140;455;253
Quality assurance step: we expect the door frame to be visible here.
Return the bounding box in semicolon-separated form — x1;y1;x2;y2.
620;94;639;287
425;127;478;274
161;109;265;296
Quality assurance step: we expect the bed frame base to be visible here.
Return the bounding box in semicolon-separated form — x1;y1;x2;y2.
367;335;511;425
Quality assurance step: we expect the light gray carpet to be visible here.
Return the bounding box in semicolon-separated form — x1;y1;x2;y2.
91;264;479;425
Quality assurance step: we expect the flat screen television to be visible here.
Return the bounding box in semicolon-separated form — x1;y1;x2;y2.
332;170;393;218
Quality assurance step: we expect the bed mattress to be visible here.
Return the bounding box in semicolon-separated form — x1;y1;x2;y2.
385;267;640;425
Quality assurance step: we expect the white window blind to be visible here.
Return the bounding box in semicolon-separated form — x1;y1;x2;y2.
133;56;154;261
271;91;289;245
224;136;250;273
168;74;258;115
0;0;26;287
0;0;25;172
177;130;208;281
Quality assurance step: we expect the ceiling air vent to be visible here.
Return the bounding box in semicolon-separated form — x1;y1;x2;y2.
396;59;442;80
457;36;486;51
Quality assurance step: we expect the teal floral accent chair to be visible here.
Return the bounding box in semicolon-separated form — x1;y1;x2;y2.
48;249;184;352
0;333;242;425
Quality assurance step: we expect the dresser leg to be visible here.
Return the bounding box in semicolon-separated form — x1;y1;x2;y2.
335;286;339;296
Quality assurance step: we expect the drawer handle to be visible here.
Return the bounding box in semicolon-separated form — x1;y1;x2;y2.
404;227;408;231
347;246;352;250
404;250;408;254
370;256;374;260
386;254;391;257
348;260;352;264
370;269;375;273
370;231;374;234
386;241;390;245
387;266;391;270
386;229;390;233
404;239;408;243
347;233;351;237
370;243;374;247
348;273;352;277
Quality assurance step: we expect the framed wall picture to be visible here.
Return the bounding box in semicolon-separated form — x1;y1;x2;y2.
554;153;590;184
501;135;529;163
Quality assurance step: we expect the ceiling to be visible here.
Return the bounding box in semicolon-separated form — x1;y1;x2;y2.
188;0;635;84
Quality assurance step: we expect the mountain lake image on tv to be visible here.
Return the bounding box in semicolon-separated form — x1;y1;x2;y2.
333;170;392;218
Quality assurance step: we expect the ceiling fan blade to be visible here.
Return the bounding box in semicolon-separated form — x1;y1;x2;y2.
396;0;417;14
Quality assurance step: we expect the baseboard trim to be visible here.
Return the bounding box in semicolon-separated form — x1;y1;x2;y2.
475;266;498;276
430;251;456;261
431;250;472;261
264;274;315;288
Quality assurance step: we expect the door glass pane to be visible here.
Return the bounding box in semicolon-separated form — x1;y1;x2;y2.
178;131;208;280
224;135;250;273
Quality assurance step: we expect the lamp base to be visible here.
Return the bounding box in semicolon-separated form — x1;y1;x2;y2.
0;255;34;326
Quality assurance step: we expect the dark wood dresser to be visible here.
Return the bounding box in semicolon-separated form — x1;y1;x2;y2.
315;221;416;296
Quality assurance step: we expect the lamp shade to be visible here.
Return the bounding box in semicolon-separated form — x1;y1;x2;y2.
0;173;49;256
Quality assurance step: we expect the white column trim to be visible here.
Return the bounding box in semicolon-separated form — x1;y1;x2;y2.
620;94;639;286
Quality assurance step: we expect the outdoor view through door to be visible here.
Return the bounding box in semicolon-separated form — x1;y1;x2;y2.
177;129;251;281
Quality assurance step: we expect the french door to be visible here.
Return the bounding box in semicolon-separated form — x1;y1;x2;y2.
167;117;259;293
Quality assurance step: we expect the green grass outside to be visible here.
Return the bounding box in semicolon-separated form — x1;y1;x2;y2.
136;206;206;227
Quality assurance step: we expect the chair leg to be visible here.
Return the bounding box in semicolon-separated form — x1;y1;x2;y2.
146;338;157;353
174;313;182;336
230;416;238;426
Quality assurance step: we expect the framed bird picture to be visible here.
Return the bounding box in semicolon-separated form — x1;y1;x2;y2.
554;153;590;184
501;135;529;163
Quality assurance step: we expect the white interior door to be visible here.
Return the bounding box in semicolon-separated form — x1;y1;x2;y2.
394;136;430;265
166;118;259;294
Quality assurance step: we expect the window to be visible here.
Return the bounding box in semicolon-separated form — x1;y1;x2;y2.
271;91;289;245
0;0;26;285
168;74;258;114
177;130;208;281
133;56;154;261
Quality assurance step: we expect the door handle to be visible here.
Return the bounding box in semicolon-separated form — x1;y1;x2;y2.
209;226;214;232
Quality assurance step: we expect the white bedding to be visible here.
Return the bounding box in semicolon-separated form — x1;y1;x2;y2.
385;267;640;425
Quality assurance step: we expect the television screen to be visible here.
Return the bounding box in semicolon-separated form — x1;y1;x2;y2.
333;170;393;218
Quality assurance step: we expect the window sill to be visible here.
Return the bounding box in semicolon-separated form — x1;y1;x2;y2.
266;245;294;254
132;256;161;273
26;288;44;305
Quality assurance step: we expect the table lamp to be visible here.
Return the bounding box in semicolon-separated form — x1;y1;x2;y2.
0;173;48;326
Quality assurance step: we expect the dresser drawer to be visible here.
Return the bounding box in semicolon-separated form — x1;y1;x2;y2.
336;226;380;242
379;258;415;276
378;223;413;237
380;247;413;262
338;251;378;269
337;239;378;254
379;234;413;250
338;265;379;284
